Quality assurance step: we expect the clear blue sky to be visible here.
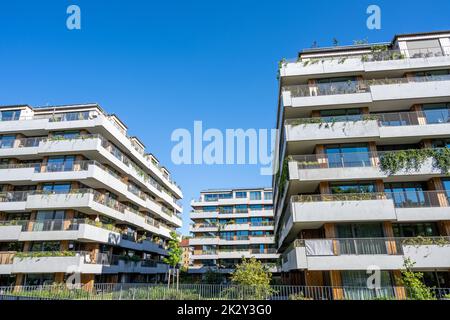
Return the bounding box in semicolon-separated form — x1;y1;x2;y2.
0;1;449;235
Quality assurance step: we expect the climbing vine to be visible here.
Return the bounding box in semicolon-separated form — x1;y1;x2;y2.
379;148;450;175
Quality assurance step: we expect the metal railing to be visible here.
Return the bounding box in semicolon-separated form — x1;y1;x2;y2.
291;190;449;208
0;283;448;300
286;109;450;127
283;74;450;98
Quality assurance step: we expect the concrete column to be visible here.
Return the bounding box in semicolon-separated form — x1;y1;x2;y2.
308;79;318;96
330;270;344;300
314;145;328;168
368;142;379;167
383;221;398;255
410;104;425;125
427;177;448;207
393;270;407;300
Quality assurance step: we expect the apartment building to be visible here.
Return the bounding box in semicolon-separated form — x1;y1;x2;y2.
0;104;183;287
180;238;192;270
189;188;279;276
274;30;450;299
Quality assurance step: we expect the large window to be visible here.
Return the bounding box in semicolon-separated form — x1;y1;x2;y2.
42;183;71;193
325;144;370;168
0;110;20;121
442;178;450;202
204;193;232;202
384;182;428;208
46;156;75;172
320;108;362;122
422;103;450;124
316;77;359;95
414;69;450;81
250;191;261;200
235;191;247;199
406;39;443;58
330;182;376;194
33;210;65;231
52;131;80;139
0;135;16;149
341;271;393;299
264;191;273;200
30;241;61;252
393;222;439;237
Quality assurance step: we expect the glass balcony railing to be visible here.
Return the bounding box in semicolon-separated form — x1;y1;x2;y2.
283;74;450;98
293;236;450;256
289;45;450;65
291;148;445;170
291;190;449;208
286;109;450;128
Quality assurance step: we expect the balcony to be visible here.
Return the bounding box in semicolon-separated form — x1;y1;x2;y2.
281;45;450;77
0;111;182;197
287;149;445;192
283;237;450;271
0;134;181;212
279;191;450;247
285;110;450;149
282;74;450;108
0;219;167;255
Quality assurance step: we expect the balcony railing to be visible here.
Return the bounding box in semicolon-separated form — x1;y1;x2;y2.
291;190;449;208
286;109;450;128
283;74;450;98
0;133;179;202
0;110;180;189
293;236;450;256
292;148;444;170
289;45;450;65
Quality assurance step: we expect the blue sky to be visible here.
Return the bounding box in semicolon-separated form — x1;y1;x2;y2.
0;1;449;235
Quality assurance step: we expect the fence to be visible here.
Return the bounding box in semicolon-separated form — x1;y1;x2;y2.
0;283;448;300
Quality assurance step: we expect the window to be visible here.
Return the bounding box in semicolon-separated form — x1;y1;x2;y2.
0;135;16;149
46;156;75;172
264;204;273;210
341;271;393;299
250;191;261;200
219;206;233;214
393;222;439;237
235;191;247;199
52;131;81;139
406;39;443;58
33;210;65;231
264;192;273;200
320;108;362;122
316;77;359;95
0;110;20;121
384;182;428;208
422;103;450;124
204;193;232;202
325;144;370;168
330;182;376;194
30;241;60;252
414;69;450;81
432;139;450;148
249;204;263;211
235;205;248;213
442;178;450;202
42;183;71;193
203;206;217;212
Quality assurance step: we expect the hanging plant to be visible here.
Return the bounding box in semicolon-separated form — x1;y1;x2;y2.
379;148;450;175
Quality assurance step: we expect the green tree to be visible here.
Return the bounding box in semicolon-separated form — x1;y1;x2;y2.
162;231;182;268
399;258;435;300
226;257;275;299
